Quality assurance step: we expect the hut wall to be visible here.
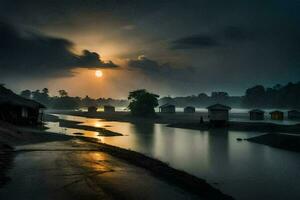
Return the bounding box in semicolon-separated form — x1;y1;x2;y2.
208;110;229;121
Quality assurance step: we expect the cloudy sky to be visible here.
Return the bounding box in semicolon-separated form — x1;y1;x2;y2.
0;0;299;98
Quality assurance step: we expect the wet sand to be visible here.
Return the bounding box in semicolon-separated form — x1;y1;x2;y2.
44;114;122;136
247;133;300;152
0;140;203;200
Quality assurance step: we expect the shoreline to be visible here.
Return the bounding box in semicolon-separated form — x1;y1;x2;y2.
247;133;300;152
0;144;14;188
78;136;234;200
44;114;122;136
168;121;300;134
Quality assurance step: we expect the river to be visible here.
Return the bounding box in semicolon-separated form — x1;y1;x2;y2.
46;114;300;200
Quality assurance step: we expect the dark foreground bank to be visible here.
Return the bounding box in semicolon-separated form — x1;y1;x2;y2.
0;144;14;187
247;133;300;152
78;136;234;200
168;121;300;134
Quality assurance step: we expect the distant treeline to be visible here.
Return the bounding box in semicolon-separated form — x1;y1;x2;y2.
159;92;242;108
19;89;128;110
159;81;300;109
19;81;300;109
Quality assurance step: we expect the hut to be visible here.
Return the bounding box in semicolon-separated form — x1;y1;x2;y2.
206;104;231;126
249;109;265;120
0;85;45;125
104;105;115;113
87;106;97;113
159;104;175;113
270;110;284;120
288;110;300;119
184;106;195;113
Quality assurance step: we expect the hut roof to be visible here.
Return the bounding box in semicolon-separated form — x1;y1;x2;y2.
0;85;45;109
269;110;283;114
249;109;265;113
206;104;231;110
185;106;195;109
159;103;175;108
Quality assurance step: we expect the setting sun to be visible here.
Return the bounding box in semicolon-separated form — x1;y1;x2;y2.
95;70;103;78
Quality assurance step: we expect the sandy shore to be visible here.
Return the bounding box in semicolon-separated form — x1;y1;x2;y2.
0;121;233;200
247;133;300;152
44;114;122;136
47;110;205;124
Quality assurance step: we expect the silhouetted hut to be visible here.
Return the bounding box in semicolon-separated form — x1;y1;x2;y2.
288;110;300;119
270;110;284;120
207;104;231;125
249;109;265;120
159;104;175;113
88;106;97;113
0;86;45;125
184;106;195;113
104;105;115;113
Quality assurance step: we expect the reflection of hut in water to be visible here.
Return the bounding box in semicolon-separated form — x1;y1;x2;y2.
270;110;284;120
104;105;115;113
207;104;231;126
249;109;265;120
0;85;45;125
88;106;97;113
159;104;175;113
288;110;300;119
184;106;195;113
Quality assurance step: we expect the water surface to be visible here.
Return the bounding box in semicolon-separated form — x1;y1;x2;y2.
46;114;300;200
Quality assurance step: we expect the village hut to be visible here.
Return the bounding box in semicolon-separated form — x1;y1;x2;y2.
287;110;300;119
249;109;265;120
87;106;97;113
0;85;45;125
270;110;284;120
104;105;115;113
184;106;196;113
159;104;176;113
206;104;231;126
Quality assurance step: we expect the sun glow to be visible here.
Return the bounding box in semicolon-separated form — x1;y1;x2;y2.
95;70;103;78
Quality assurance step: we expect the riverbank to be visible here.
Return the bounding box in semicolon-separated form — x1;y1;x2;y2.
0;121;233;200
47;110;204;124
168;121;300;134
44;114;122;136
79;136;233;200
247;133;300;152
0;143;14;187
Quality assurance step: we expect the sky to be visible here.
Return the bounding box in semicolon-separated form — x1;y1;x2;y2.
0;0;299;98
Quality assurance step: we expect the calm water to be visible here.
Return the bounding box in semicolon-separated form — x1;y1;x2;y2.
46;114;300;200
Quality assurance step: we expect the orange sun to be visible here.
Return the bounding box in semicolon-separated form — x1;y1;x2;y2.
95;70;103;78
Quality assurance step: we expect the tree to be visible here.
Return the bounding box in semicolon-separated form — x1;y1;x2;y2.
42;88;49;95
128;89;159;117
20;90;31;99
58;90;68;97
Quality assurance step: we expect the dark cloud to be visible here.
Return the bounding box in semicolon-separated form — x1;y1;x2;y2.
171;35;219;49
171;26;251;49
0;21;118;78
222;26;250;41
128;55;197;83
0;0;300;96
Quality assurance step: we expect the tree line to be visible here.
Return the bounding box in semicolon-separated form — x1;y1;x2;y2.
159;81;300;109
20;88;128;110
19;81;300;110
